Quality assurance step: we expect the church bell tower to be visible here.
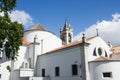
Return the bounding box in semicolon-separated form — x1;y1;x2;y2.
60;20;73;45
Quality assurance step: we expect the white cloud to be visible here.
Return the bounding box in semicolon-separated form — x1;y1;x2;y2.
74;13;120;46
0;10;34;29
9;10;33;28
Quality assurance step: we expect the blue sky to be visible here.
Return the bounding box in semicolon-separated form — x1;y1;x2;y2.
7;0;120;45
15;0;120;35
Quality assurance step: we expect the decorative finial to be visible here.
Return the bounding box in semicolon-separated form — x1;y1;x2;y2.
108;41;112;48
83;33;85;37
82;33;86;43
34;35;38;42
96;28;99;36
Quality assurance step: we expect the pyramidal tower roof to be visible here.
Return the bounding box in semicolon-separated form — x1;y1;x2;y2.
25;24;55;35
63;20;72;31
25;24;48;32
29;24;47;31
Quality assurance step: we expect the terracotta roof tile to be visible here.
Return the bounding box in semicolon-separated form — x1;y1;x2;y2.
25;24;48;32
24;24;55;35
22;40;30;45
111;45;120;54
45;36;97;54
29;24;47;31
112;45;120;48
89;56;112;62
91;56;111;62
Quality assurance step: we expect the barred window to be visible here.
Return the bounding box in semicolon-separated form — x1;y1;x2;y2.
72;64;78;75
42;68;45;77
55;67;60;76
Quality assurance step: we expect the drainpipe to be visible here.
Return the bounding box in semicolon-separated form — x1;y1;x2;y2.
41;39;43;54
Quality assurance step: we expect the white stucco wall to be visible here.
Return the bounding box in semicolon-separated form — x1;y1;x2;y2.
0;27;63;80
0;61;11;80
28;44;40;68
87;36;111;61
0;46;29;80
89;60;120;80
12;70;21;80
24;31;62;54
36;36;111;80
36;45;83;80
14;46;28;69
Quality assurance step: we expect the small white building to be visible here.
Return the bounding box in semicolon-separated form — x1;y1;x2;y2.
89;59;120;80
0;21;120;80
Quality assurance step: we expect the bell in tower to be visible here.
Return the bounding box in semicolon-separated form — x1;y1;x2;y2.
60;20;73;45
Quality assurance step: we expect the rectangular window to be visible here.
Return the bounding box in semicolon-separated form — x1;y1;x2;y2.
103;72;112;78
42;68;45;77
55;67;60;76
72;64;78;75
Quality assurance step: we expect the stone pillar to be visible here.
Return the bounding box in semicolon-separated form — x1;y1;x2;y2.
80;33;90;80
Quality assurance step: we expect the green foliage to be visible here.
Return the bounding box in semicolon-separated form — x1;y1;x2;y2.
0;0;24;60
0;0;17;14
6;65;11;72
0;16;24;60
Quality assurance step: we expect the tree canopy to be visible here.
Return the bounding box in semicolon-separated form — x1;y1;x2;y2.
0;0;17;14
0;0;24;60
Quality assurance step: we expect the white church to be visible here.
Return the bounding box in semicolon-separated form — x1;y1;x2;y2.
0;21;120;80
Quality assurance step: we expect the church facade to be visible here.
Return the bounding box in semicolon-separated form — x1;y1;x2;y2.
0;21;120;80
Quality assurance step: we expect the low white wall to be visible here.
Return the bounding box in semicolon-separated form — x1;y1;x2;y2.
20;69;34;77
89;60;120;80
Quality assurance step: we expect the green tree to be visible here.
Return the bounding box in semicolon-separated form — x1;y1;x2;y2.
0;0;17;14
0;0;24;60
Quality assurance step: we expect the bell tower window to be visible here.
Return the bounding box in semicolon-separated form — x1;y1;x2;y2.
60;20;73;45
22;60;29;68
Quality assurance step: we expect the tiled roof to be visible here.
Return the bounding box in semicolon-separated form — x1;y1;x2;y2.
22;40;30;45
25;24;55;35
30;24;47;31
45;36;97;54
94;56;111;61
25;24;48;32
90;56;111;62
112;45;120;48
111;45;120;54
